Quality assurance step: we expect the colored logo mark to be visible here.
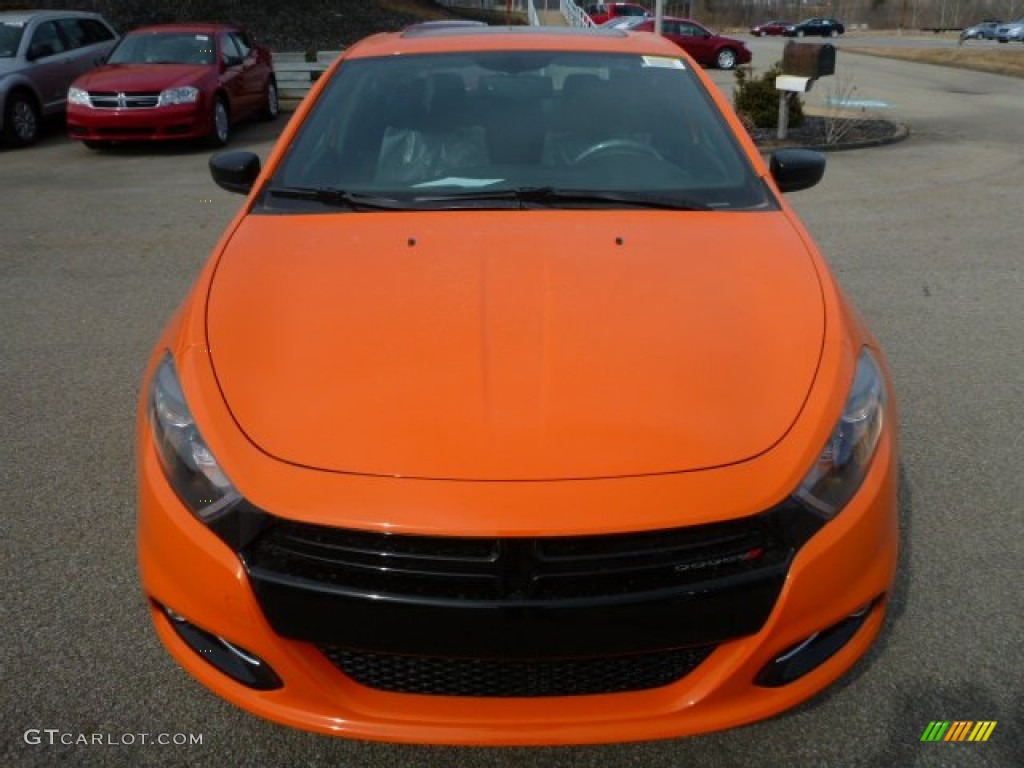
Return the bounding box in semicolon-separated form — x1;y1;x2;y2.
920;721;997;742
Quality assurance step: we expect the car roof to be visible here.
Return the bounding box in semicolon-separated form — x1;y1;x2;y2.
633;17;709;26
126;23;238;36
404;20;488;30
369;25;681;57
0;10;106;24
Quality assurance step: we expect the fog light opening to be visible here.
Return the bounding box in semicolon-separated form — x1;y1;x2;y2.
160;604;283;691
755;597;881;688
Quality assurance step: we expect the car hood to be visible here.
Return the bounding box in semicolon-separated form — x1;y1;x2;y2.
717;35;748;47
73;63;209;92
207;212;825;480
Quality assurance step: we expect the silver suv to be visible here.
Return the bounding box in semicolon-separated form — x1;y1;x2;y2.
996;17;1024;42
1;10;119;146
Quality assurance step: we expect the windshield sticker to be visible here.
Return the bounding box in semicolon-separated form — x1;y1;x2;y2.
642;56;685;70
413;177;504;189
196;35;210;41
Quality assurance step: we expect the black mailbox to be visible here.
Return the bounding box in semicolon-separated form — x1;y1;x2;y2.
782;42;836;78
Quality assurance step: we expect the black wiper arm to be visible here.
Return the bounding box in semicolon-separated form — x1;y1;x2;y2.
264;186;412;211
413;187;712;211
523;188;713;211
264;185;712;212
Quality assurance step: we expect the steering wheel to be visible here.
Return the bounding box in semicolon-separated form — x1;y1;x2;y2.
572;138;664;165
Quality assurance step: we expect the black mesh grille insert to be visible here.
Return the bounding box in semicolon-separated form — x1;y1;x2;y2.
243;515;787;601
234;503;820;658
320;645;717;697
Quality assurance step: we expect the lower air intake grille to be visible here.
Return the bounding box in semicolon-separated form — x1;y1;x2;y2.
320;645;716;697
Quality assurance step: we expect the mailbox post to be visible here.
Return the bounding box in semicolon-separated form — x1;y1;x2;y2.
776;43;836;140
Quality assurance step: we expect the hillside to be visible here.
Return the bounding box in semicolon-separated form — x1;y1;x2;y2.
0;0;514;51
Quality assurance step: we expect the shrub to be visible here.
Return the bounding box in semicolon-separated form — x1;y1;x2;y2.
733;63;804;130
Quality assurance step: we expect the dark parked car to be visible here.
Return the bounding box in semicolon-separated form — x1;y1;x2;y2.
0;9;119;146
631;17;752;70
67;23;277;148
959;20;1002;40
750;20;793;37
784;18;845;38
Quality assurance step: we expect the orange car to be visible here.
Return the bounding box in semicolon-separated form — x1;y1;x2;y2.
136;25;898;745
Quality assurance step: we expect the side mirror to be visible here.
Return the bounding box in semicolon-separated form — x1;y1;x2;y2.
210;151;261;195
769;148;826;193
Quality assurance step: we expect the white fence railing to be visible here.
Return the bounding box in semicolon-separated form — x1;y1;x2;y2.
528;0;540;25
562;0;595;27
273;51;341;104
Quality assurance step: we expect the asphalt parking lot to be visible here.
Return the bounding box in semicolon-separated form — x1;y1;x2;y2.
2;38;1023;767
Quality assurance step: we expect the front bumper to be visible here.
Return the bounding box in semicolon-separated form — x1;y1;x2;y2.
137;421;898;744
67;102;209;142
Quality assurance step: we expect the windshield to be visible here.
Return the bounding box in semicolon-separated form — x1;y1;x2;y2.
0;22;25;57
108;31;215;65
265;50;772;212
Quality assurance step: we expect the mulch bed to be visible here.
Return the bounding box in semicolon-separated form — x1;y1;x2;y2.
751;116;908;151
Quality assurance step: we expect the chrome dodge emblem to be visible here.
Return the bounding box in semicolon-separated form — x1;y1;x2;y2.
117;92;126;109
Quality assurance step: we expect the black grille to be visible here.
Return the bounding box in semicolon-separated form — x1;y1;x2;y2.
320;645;716;697
244;516;785;601
231;502;821;659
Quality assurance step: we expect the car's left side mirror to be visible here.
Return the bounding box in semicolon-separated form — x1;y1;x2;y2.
769;148;826;193
210;151;261;195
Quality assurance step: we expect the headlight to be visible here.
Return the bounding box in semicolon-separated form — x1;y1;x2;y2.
157;86;200;106
795;348;887;519
148;352;240;522
68;86;91;107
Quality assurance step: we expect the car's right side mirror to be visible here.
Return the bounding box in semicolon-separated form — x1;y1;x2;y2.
210;151;261;195
769;148;826;193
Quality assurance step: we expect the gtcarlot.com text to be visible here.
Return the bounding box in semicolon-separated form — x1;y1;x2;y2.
24;729;203;747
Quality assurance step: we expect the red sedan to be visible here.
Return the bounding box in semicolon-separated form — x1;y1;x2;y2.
750;20;794;37
632;18;752;70
67;23;276;148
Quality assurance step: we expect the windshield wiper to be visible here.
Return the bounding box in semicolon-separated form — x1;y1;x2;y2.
263;185;713;212
263;186;414;211
413;187;712;211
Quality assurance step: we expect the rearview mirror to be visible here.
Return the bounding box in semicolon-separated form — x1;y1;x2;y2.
210;151;261;195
